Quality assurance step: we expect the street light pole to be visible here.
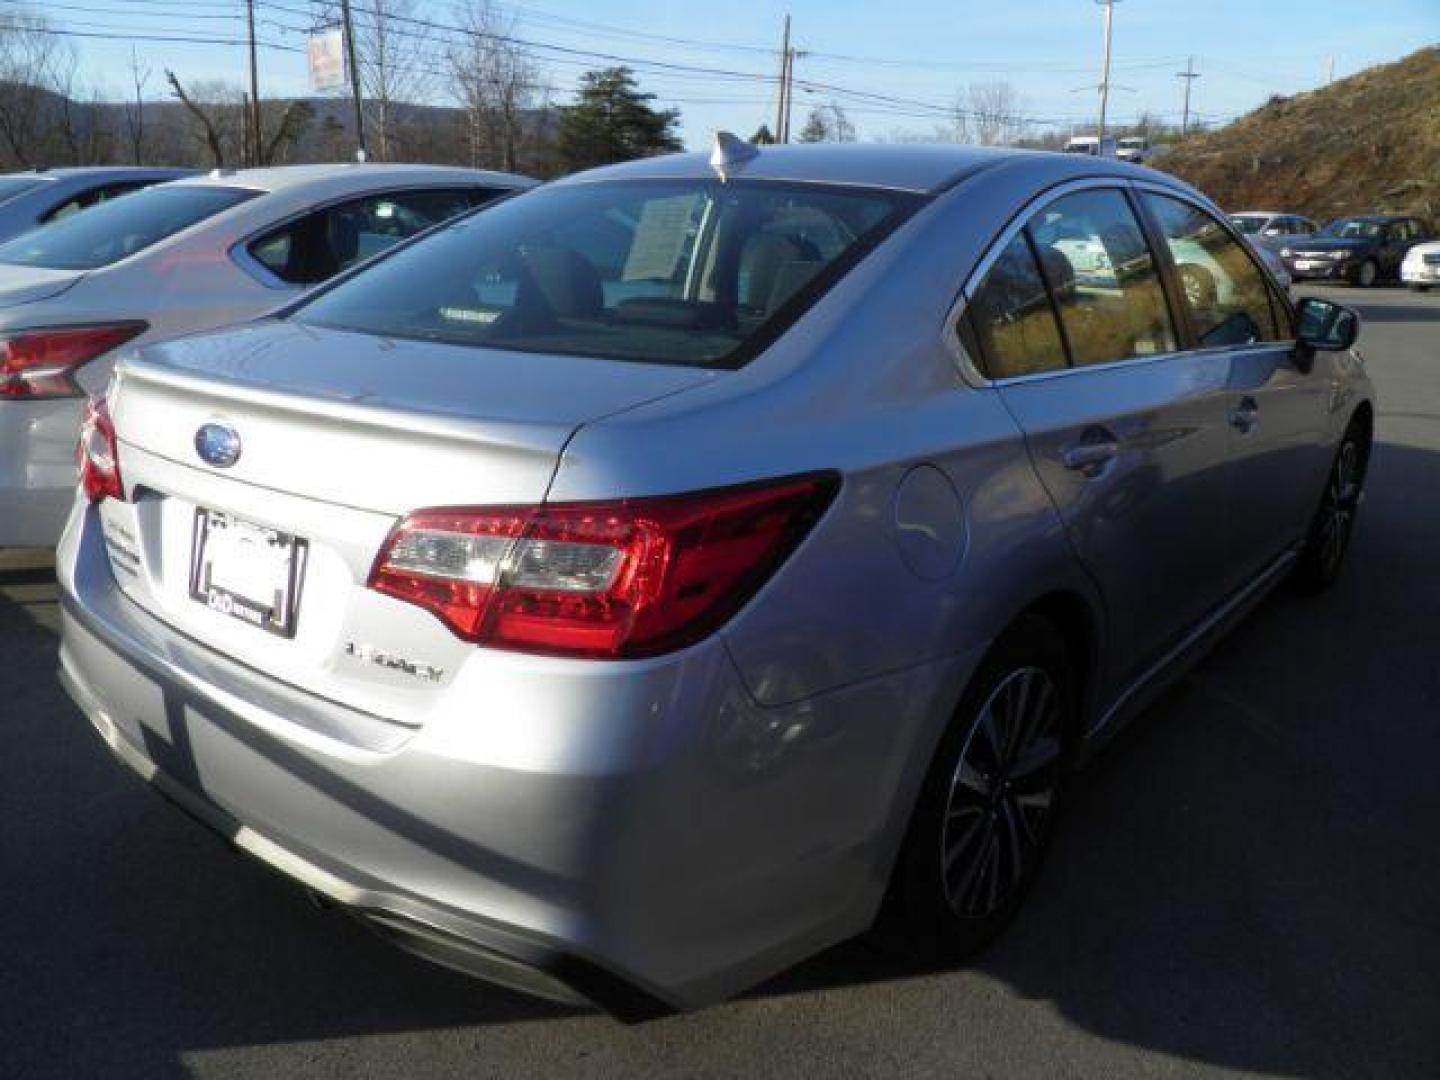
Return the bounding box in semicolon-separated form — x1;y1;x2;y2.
1095;0;1120;148
339;0;368;162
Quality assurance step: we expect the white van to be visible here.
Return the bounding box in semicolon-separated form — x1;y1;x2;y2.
1062;135;1117;158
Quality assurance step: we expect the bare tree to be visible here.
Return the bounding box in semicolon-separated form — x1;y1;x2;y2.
447;0;542;172
0;7;79;167
330;0;435;161
966;81;1028;146
166;70;244;168
123;48;152;165
796;101;856;144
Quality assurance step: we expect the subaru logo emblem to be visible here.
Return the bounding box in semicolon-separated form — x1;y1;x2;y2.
195;422;241;468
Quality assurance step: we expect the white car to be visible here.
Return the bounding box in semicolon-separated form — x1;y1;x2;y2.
1401;240;1440;291
0;163;534;547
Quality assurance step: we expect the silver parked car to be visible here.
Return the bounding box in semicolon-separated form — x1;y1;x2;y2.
0;163;534;547
0;166;197;241
57;142;1373;1018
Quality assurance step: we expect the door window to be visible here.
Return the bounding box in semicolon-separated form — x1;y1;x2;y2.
44;181;148;222
248;188;500;286
1027;188;1176;367
1144;192;1279;348
963;232;1066;379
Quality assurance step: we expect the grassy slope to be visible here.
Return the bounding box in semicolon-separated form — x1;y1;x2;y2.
1158;46;1440;221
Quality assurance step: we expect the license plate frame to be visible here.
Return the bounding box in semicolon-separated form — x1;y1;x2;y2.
188;509;308;638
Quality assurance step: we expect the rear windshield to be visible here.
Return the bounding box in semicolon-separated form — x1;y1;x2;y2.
0;176;43;205
0;185;256;270
294;178;919;369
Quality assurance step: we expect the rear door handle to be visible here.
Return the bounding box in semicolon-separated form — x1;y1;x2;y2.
1061;428;1120;475
1230;396;1259;434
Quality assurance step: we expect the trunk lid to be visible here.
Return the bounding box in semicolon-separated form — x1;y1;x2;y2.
100;319;714;730
0;264;86;309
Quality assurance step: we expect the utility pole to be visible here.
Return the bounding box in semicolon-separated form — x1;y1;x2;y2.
244;0;261;166
339;0;368;161
1094;0;1121;148
1327;55;1336;84
775;15;790;144
1176;55;1200;138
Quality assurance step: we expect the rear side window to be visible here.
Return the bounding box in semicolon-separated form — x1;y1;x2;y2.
1027;188;1176;367
294;178;916;369
964;232;1066;379
0;185;255;270
1143;193;1279;348
248;188;495;286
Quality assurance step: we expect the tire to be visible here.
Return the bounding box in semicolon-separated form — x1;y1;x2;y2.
1409;284;1430;293
878;615;1076;962
1354;259;1378;288
1293;420;1369;593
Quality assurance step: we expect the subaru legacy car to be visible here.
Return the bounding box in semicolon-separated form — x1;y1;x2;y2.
0;163;534;547
1282;213;1433;286
0;166;196;241
58;141;1372;1018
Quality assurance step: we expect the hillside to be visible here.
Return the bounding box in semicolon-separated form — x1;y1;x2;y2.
1159;46;1440;221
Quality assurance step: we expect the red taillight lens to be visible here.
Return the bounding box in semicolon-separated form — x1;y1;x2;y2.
369;473;840;658
0;323;146;400
77;395;124;504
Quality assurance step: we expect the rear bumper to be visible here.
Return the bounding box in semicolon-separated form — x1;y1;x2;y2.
57;500;966;1013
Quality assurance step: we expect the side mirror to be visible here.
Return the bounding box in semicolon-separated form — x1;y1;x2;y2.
1294;297;1360;364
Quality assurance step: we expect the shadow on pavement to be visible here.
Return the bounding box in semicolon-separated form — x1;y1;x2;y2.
2;441;1438;1079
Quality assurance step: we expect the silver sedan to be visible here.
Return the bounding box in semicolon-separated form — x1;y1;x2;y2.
57;141;1372;1018
0;163;534;546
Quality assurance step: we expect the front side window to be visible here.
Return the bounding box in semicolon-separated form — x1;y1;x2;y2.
0;185;254;270
1231;215;1266;235
1144;193;1279;348
1320;217;1384;240
1027;188;1176;367
248;188;499;286
964;233;1066;379
44;181;148;223
295;179;917;369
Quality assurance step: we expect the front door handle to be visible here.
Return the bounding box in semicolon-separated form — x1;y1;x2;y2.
1062;428;1120;475
1230;396;1259;434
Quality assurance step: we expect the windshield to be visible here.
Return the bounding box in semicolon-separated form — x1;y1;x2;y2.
1230;216;1267;235
295;178;919;369
1319;217;1385;240
1119;138;1145;148
0;185;256;270
0;176;43;206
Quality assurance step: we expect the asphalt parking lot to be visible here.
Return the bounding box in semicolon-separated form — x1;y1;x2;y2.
2;285;1437;1079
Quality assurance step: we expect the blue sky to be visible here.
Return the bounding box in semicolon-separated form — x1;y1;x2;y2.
56;0;1440;146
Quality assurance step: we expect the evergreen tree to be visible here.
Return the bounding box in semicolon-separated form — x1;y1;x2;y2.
556;67;682;170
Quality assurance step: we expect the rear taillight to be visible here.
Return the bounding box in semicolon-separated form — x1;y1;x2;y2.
369;472;840;658
0;323;146;400
77;395;124;504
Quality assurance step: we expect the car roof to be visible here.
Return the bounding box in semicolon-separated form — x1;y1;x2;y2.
165;162;536;198
549;143;1157;196
3;166;195;182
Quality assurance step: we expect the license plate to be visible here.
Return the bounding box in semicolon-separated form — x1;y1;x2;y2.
1294;259;1324;271
189;509;308;637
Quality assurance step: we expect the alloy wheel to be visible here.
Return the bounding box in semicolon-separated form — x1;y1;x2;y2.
1317;439;1362;577
1357;260;1377;287
941;666;1062;919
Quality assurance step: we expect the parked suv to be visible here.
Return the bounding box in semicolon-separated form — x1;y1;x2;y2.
58;142;1372;1017
1282;214;1433;286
